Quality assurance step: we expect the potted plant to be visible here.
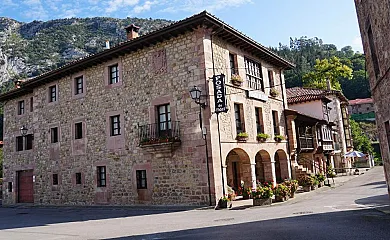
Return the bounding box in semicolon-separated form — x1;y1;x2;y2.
274;183;290;202
252;182;274;206
242;187;252;199
270;87;279;97
311;176;319;190
316;173;326;187
284;179;299;198
256;133;270;142
274;135;285;142
231;74;243;86
217;195;231;209
298;175;313;192
236;132;249;142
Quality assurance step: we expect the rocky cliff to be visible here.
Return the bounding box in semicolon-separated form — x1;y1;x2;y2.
0;16;173;92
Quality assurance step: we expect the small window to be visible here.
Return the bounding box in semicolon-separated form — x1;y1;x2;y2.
16;136;23;151
75;122;83;139
18;100;25;115
136;170;147;189
229;53;237;76
244;57;264;91
110;115;121;136
25;134;33;150
272;110;280;135
97;166;106;187
109;64;119;84
268;70;274;88
52;174;59;185
8;182;12;192
51;127;59;143
255;107;264;134
75;76;84;95
234;103;244;134
76;173;82;185
30;97;33;112
49;85;57;102
158;104;171;136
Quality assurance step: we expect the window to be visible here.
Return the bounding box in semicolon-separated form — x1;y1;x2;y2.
75;76;83;95
75;122;83;139
51;127;59;143
76;173;82;185
97;166;106;187
52;174;59;185
255;107;264;134
109;64;119;84
18;100;25;115
136;170;147;189
25;134;33;150
323;102;329;121
49;85;57;102
272;110;280;135
158;104;171;136
229;53;237;76
30;97;33;112
16;136;23;151
8;182;12;192
367;25;380;78
268;70;274;88
244;57;264;91
110;115;121;136
234;103;244;134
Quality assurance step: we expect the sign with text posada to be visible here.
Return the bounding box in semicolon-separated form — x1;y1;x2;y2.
213;74;228;114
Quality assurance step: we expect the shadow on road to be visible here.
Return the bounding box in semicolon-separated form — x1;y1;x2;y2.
355;194;390;206
103;209;390;240
0;207;192;231
361;181;387;186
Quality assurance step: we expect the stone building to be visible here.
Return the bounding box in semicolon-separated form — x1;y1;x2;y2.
0;11;293;206
355;0;390;195
286;87;353;172
348;98;376;122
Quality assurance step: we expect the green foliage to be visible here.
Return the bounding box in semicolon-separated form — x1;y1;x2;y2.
256;133;270;140
237;132;249;138
350;119;374;153
253;182;274;199
298;175;313;186
274;135;285;141
274;183;290;197
316;173;326;182
302;56;353;90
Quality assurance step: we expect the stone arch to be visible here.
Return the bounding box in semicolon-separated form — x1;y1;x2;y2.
226;148;251;190
255;150;273;183
275;149;289;182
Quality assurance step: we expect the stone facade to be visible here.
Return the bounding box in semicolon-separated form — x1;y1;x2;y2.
348;98;374;115
1;12;293;206
355;0;390;195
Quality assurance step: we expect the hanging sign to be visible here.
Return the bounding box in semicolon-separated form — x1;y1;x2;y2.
213;74;228;114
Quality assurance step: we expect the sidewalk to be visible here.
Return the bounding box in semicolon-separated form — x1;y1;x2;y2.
229;172;365;210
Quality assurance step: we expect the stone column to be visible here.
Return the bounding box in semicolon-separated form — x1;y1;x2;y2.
250;163;257;190
271;160;277;187
222;165;228;196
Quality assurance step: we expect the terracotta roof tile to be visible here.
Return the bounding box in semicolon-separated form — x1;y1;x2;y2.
286;87;348;104
349;98;373;105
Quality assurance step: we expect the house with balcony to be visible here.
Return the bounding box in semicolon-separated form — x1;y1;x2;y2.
286;87;353;173
0;11;294;206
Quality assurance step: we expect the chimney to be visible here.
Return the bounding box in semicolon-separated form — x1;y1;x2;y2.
326;79;331;91
105;40;110;49
124;24;140;40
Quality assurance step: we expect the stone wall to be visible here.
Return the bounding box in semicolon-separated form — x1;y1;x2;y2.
355;0;390;195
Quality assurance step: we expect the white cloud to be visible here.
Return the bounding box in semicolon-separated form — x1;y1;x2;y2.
133;1;155;14
352;36;363;52
23;0;41;6
23;3;48;20
3;0;18;6
159;0;252;13
106;0;139;13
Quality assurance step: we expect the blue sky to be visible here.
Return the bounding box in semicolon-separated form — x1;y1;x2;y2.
0;0;363;52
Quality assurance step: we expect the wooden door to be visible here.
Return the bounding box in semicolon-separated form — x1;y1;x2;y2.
18;170;34;203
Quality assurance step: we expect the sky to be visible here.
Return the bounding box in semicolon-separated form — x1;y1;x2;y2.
0;0;363;52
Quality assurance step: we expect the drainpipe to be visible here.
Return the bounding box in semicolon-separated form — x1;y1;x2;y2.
280;68;293;179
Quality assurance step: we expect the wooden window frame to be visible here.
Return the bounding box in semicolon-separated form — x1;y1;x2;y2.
244;57;264;91
110;115;121;136
268;70;274;88
109;64;119;84
75;122;83;139
74;76;84;95
49;85;57;102
255;107;264;134
157;104;171;137
229;53;237;76
18;100;25;115
234;103;245;134
97;166;106;187
51;127;59;143
136;170;147;189
16;136;23;151
25;134;33;150
30;97;33;112
272;110;280;135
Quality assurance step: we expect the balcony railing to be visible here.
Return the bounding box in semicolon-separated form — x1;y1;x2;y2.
138;121;180;146
322;140;333;151
299;135;314;149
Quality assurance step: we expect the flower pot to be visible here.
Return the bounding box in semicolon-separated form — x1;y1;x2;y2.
253;198;272;206
218;200;230;209
303;185;311;192
231;80;242;86
236;136;248;142
274;137;282;142
311;185;317;190
275;195;289;202
257;137;266;142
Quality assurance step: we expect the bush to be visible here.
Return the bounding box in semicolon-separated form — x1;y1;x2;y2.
274;183;290;197
252;182;274;199
298;175;313;187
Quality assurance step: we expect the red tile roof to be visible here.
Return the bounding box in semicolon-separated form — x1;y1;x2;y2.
286;87;348;104
349;98;373;105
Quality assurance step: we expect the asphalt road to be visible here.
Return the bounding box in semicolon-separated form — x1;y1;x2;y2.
0;167;389;240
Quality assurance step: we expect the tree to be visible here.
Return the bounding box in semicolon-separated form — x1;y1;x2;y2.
302;56;353;90
350;119;374;154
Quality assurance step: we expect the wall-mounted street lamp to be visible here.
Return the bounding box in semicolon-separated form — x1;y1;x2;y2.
20;125;28;137
189;85;212;206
